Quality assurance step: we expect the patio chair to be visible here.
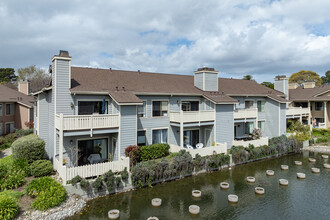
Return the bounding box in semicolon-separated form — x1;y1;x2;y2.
186;144;193;149
196;143;204;149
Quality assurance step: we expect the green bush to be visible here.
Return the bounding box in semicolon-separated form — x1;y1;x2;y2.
316;136;330;143
312;128;330;137
230;146;249;164
30;160;53;177
12;158;30;177
103;170;115;192
0;194;19;220
0;170;26;191
69;175;82;186
80;178;90;191
194;154;206;171
26;177;67;211
125;145;142;166
115;176;122;188
206;153;230;170
0;134;16;151
120;167;129;182
12;135;45;163
140;143;170;161
92;176;104;192
14;129;33;138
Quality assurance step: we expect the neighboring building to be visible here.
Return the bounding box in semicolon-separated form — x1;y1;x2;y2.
34;51;288;181
0;83;34;135
275;77;330;129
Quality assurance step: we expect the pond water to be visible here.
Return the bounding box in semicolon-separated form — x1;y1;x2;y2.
67;152;330;220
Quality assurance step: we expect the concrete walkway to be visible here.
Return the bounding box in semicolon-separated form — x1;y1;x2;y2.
0;147;12;159
304;145;330;154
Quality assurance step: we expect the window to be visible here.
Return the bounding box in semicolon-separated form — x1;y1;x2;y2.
181;101;199;111
294;102;308;108
78;138;108;166
0;124;2;136
78;101;108;115
245;101;254;109
152;101;168;117
245;122;254;134
257;101;265;112
6;104;14;115
137;101;146;117
184;130;199;147
315;118;325;126
5;122;14;134
315;102;324;111
152;129;168;144
204;100;213;110
258;121;265;132
137;130;146;146
0;104;2;116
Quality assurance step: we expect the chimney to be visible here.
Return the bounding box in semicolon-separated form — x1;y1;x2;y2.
18;81;29;95
274;75;288;100
289;83;298;89
194;67;219;91
303;81;315;89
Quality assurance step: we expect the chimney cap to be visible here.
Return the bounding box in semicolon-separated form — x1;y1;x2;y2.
59;50;70;57
275;75;287;80
197;67;215;72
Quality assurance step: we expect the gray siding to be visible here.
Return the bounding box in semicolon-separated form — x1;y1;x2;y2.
216;104;234;148
33;100;37;135
38;93;49;153
54;59;74;115
204;72;218;91
264;99;280;138
120;105;137;156
280;103;286;135
194;72;203;90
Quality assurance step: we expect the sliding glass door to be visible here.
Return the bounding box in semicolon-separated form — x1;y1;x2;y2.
78;138;108;166
184;130;199;147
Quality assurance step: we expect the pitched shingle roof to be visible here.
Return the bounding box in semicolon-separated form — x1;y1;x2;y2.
0;85;34;107
69;67;287;104
289;85;330;101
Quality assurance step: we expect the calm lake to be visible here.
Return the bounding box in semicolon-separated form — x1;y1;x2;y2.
67;152;330;220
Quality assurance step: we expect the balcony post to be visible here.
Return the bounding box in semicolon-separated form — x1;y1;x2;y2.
308;102;311;129
299;106;302;123
324;101;327;128
90;115;93;137
180;110;184;148
59;113;64;168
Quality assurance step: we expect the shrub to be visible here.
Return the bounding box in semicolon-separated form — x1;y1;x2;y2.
115;176;122;188
69;175;82;186
80;178;90;191
12;158;30;177
30;160;53;177
125;145;142;166
0;195;19;220
103;170;115;192
121;167;129;182
171;150;194;176
12;135;45;163
0;170;26;191
206;153;230;170
14;128;33;138
0;163;7;179
230;146;249;164
26;177;67;211
140;143;170;161
194;154;206;171
316;136;330;143
92;176;104;192
4;134;16;145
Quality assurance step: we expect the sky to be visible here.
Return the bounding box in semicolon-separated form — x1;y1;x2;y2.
0;0;330;83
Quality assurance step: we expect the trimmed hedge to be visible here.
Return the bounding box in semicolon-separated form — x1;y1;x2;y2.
140;143;170;161
26;177;67;211
12;135;45;163
30;160;53;177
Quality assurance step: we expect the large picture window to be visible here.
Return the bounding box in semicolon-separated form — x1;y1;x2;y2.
78;138;108;166
152;101;168;117
6;103;14;115
5;122;14;134
78;101;108;115
152;129;168;144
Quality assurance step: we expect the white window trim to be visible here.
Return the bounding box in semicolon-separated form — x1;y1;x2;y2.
76;98;111;115
5;103;14;116
180;99;200;112
75;136;110;165
137;100;147;118
151;127;169;144
151;99;169;118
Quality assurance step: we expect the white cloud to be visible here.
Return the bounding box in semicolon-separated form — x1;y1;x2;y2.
0;0;330;83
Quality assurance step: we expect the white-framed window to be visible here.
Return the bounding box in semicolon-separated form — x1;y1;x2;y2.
181;101;199;111
315;102;324;111
6;103;14;115
258;121;265;132
0;123;2;136
137;101;146;118
204;100;214;110
257;100;265;112
5;122;14;134
0;104;2;116
137;130;146;146
245;122;254;135
152;129;168;144
152;101;168;117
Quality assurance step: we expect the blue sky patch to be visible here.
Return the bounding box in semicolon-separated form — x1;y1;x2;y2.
305;21;330;37
99;52;114;58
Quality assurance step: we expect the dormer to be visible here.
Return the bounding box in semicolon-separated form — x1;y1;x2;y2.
194;67;219;91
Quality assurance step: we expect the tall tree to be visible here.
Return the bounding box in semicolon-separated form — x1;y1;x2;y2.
289;70;322;86
261;81;274;89
0;68;16;83
242;75;253;80
17;65;51;93
321;70;330;85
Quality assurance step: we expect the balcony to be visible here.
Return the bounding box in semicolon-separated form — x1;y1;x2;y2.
234;108;258;119
55;114;119;131
286;107;310;117
170;111;215;123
